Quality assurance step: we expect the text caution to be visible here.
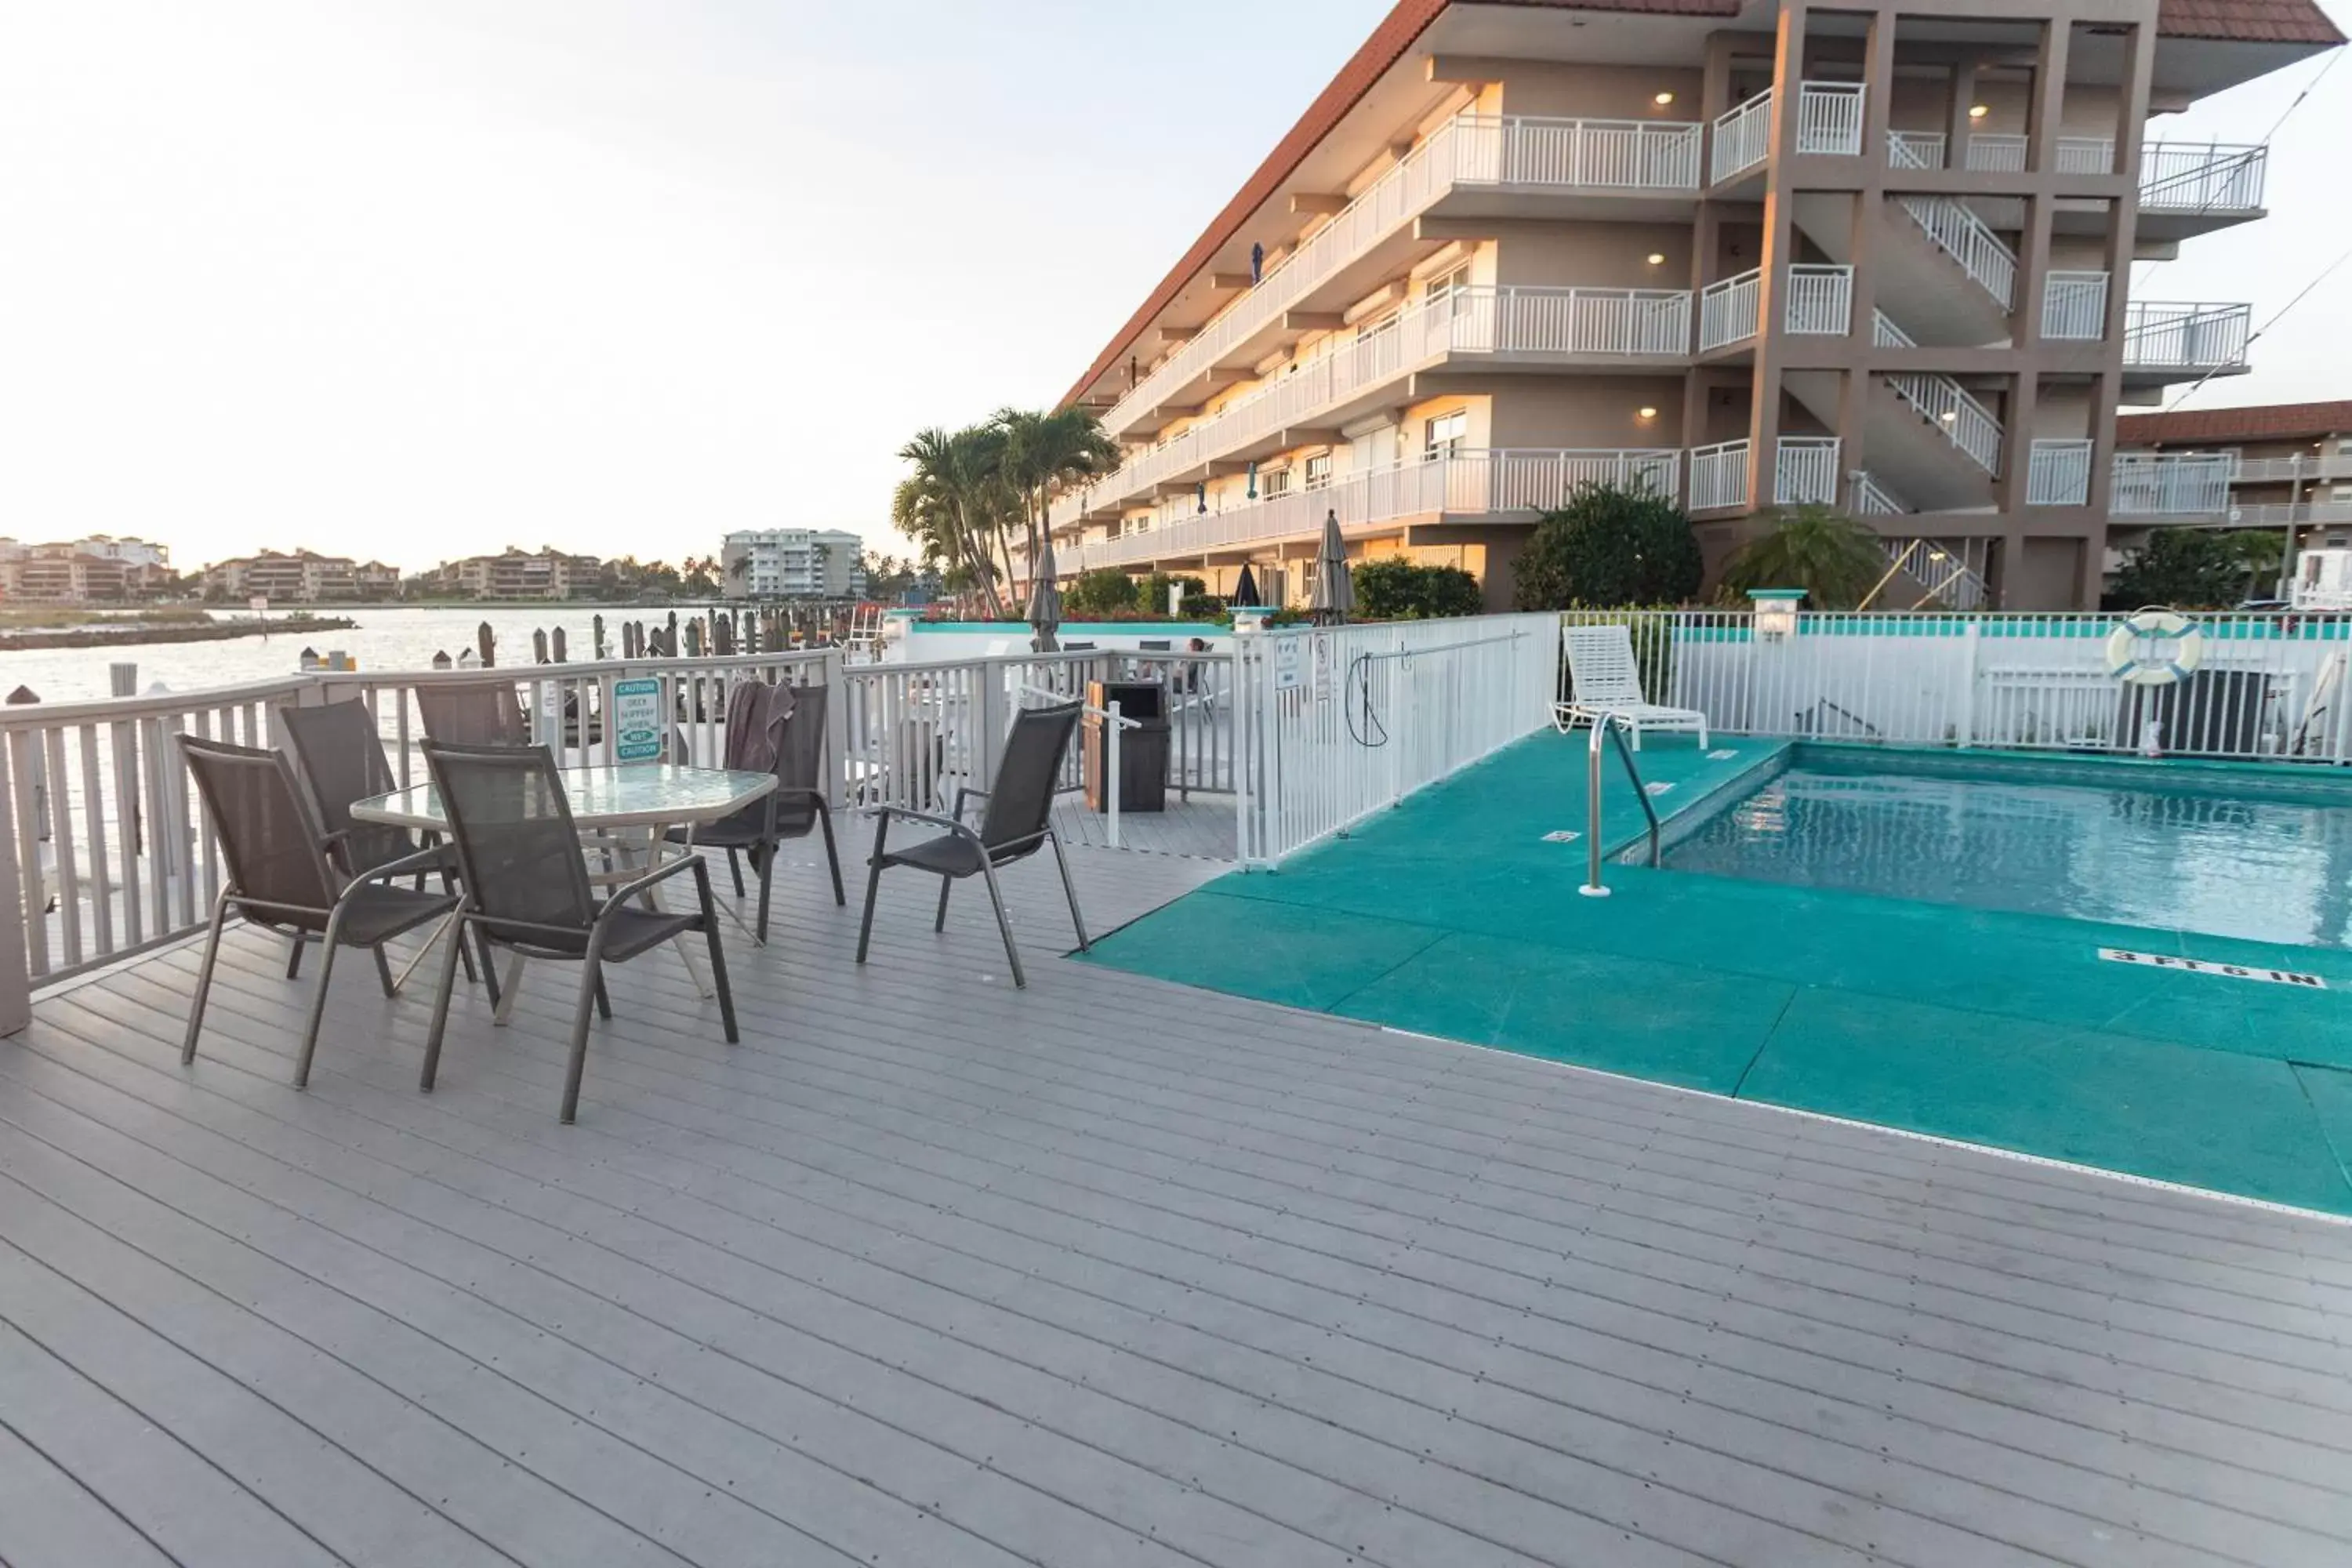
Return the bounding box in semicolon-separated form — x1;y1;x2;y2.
2099;949;2328;989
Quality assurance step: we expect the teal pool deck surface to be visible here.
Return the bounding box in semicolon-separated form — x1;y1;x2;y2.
1080;731;2352;1217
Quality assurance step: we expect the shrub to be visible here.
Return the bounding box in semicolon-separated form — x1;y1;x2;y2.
1352;559;1485;620
1513;483;1702;609
2107;529;2245;610
1178;593;1226;619
1064;568;1140;616
1141;572;1207;613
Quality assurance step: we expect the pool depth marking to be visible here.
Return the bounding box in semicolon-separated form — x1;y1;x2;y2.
2099;948;2328;988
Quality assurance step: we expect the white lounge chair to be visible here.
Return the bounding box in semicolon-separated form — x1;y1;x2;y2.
1554;623;1707;750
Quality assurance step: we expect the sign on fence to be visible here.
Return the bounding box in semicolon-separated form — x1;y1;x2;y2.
1272;637;1304;692
612;677;663;761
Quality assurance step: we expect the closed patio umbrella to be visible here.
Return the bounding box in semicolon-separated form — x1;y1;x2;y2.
1028;535;1064;654
1306;508;1353;626
1231;562;1261;608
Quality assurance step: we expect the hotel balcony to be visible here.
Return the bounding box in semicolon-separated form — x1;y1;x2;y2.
1051;284;1691;528
2111;452;2236;517
1711;82;1865;187
2121;301;2252;383
1687;436;1842;514
2229;453;2352;483
2027;439;2096;506
2217;499;2352;528
1035;446;1681;572
1697;264;1853;353
1097;112;1702;438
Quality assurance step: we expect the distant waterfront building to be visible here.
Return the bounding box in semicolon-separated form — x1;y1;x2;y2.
720;529;864;598
2115;400;2352;561
201;550;397;602
0;535;172;602
425;547;601;600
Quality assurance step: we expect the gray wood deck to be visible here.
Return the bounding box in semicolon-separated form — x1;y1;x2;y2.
2;837;2350;1567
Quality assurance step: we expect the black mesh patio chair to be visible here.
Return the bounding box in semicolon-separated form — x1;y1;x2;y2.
278;699;482;988
177;735;459;1087
414;682;528;746
667;680;844;942
855;700;1087;989
420;740;737;1123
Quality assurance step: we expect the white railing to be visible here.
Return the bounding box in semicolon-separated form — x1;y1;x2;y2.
2140;142;2267;212
2122;301;2252;370
2041;270;2109;339
2027;439;2095;505
1871;540;1991;611
1886;130;1944;170
2230;500;2352;526
2112;453;2235;516
1897;195;2017;306
1233;614;1559;866
1965;133;2028;172
1712;89;1773;183
1051;447;1680;571
1785;264;1854;335
1886;372;2004;475
1872;307;1915;349
1775;436;1842;505
1100;111;1705;435
1690;440;1751;511
2057;136;2114;174
1796;82;1865;155
1562;608;2352;764
1698;268;1761;350
1054;283;1691;527
1850;470;1909;516
1454;114;1704;191
2228;454;2352;483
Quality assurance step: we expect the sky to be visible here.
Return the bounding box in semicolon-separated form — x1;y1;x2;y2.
3;1;2349;575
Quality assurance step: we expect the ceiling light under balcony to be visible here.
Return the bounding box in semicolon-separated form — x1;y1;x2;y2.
1638;407;1659;420
1968;103;1990;120
1646;252;1667;266
1653;92;1675;106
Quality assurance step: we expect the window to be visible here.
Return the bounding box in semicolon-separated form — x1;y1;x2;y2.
1263;466;1294;499
1422;264;1471;313
1304;453;1333;491
2329;483;2352;503
2336;438;2352;456
1424;409;1469;462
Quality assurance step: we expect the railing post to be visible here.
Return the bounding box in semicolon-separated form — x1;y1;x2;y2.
1105;699;1123;851
0;744;27;1036
1956;621;1981;749
821;647;849;808
975;654;1007;800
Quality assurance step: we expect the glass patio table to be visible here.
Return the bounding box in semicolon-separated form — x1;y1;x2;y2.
352;764;775;1005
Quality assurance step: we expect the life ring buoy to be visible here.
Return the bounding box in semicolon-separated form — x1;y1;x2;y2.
2106;608;2205;687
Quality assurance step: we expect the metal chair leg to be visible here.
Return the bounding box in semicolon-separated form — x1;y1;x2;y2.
419;915;469;1093
816;805;845;906
1046;829;1089;951
696;869;739;1045
977;858;1025;989
373;945;397;998
295;909;353;1089
593;973;612;1020
285;938;303;980
727;848;746;898
934;875;952;932
855;858;884;964
183;892;233;1065
754;842;775;946
561;951;604;1124
440;869;480;983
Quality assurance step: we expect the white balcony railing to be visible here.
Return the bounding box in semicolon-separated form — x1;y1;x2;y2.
1785;264;1854;335
1698;268;1761;350
1889;130;2115;174
1689;440;1751;510
1897;195;2016;306
1454;114;1704;191
1850;470;1909;516
2041;270;2109;340
2227;500;2352;527
1775;436;1842;505
1053;284;1691;527
2140;142;2267;212
1795;82;1865;156
2228;454;2352;484
1099;111;1702;436
1872;308;1915;349
2027;439;2094;506
1044;448;1682;571
2057;137;2115;174
1711;90;1774;183
2122;301;2252;371
1887;371;2004;476
1965;133;2028;172
1886;129;1944;170
2111;453;2235;516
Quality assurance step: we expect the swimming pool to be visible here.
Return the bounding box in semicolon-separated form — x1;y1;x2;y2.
1664;746;2352;949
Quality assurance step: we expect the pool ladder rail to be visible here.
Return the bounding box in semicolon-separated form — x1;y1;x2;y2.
1580;710;1662;898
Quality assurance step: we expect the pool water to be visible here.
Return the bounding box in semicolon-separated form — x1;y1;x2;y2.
1665;753;2352;949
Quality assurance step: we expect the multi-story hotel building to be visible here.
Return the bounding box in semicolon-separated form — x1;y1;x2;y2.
720;528;866;599
2117;397;2352;561
201;550;400;602
1024;0;2335;612
0;535;172;602
426;548;602;600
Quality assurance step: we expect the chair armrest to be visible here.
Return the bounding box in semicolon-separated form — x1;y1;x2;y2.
871;804;982;841
354;844;454;885
599;851;710;916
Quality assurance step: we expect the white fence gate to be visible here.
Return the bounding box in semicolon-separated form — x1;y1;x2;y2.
1233;614;1560;866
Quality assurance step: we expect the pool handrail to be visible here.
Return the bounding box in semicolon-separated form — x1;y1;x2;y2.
1581;710;1662;898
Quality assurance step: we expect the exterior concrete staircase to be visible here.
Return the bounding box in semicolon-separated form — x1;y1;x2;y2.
1786;318;2005;514
1794;193;2013;347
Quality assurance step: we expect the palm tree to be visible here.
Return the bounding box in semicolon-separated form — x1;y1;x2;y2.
1717;504;1891;610
895;424;1016;618
991;406;1119;576
2230;529;2286;601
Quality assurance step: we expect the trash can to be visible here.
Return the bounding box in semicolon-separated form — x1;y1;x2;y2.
1085;678;1170;813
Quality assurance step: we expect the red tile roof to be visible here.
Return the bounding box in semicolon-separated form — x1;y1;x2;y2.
2118;400;2352;446
1061;0;2341;411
